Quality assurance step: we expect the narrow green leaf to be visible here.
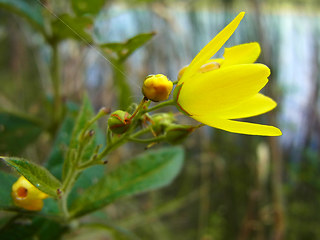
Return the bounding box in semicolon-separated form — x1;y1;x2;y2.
0;157;61;197
70;147;184;218
0;0;44;33
51;14;93;43
46;114;77;180
101;32;155;61
62;95;97;180
47;98;105;205
0;171;15;210
72;0;106;16
0;112;43;155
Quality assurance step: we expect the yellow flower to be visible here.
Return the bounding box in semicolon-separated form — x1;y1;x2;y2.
173;12;282;136
11;176;48;211
142;74;173;102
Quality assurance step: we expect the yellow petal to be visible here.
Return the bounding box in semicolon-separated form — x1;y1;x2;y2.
12;176;48;200
222;42;261;67
11;191;44;211
178;64;270;115
179;12;245;84
193;115;282;136
216;93;277;119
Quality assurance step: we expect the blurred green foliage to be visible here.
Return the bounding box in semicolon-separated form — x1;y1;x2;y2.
0;0;320;239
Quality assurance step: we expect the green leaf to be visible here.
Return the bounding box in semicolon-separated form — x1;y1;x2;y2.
76;222;139;240
70;146;184;218
46;114;77;180
100;32;155;61
68;165;104;206
51;14;93;43
0;171;16;210
62;95;97;180
0;112;43;155
72;0;106;16
0;216;66;240
112;61;132;110
0;157;61;197
0;0;44;33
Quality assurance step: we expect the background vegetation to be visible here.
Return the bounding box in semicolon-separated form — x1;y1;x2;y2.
1;0;320;239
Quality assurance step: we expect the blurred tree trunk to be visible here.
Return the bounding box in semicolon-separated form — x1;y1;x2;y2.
250;0;286;240
302;30;319;150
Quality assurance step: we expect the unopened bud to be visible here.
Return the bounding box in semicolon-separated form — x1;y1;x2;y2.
108;110;132;134
99;107;111;115
151;113;175;135
142;74;173;102
165;124;195;144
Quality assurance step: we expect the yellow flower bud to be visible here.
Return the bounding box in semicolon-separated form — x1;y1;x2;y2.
11;176;48;211
142;74;173;102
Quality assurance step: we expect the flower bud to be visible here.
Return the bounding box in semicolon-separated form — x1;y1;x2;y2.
151;113;175;135
165;124;195;144
142;74;173;102
108;110;132;134
11;176;48;211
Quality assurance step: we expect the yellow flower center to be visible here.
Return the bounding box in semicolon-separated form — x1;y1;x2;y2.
17;187;28;198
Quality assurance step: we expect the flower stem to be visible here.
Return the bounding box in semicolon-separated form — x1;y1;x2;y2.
128;135;165;143
143;99;175;113
130;97;148;119
50;42;62;131
58;109;109;220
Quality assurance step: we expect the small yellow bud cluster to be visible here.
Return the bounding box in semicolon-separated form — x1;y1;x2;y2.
11;176;48;211
142;74;173;102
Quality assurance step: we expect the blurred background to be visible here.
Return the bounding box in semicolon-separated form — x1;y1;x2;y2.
1;0;320;239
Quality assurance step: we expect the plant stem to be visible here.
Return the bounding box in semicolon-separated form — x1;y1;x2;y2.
130;97;148;119
130;127;152;138
128;135;166;143
59;96;169;218
143;99;175;113
50;42;62;132
58;109;109;220
59;167;80;220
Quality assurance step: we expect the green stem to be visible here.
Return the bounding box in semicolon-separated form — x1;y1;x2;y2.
80;108;109;140
51;42;62;129
130;127;152;138
59;109;109;220
128;135;165;143
130;97;148;119
59;167;80;220
80;98;149;168
143;99;175;113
